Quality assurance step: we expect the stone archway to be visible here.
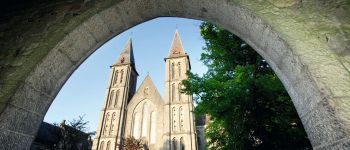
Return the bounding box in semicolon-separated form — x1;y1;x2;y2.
0;0;349;149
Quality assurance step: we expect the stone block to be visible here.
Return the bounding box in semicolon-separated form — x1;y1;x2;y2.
133;0;160;20
301;99;347;147
83;14;112;42
25;49;74;96
0;104;43;137
98;7;128;34
56;25;97;63
0;129;34;150
114;0;146;29
10;83;52;115
311;63;350;98
316;138;350;150
287;76;323;117
163;0;186;17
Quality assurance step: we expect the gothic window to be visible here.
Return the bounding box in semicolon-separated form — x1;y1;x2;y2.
103;113;110;135
180;137;185;150
172;138;177;150
172;107;176;131
141;102;149;137
171;62;175;79
113;70;119;85
179;107;184;131
120;69;124;83
106;141;111;150
114;90;119;108
178;62;181;78
100;141;104;150
109;112;116;135
150;111;156;144
172;83;175;102
108;90;114;108
178;83;181;102
133;112;141;138
144;87;149;97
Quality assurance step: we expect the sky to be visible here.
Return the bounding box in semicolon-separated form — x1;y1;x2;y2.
44;17;207;132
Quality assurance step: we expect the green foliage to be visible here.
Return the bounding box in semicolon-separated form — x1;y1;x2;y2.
119;136;147;150
182;22;312;149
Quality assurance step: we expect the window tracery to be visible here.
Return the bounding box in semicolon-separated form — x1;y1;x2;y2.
100;141;104;150
120;69;124;83
179;107;184;131
178;62;181;78
113;70;118;85
172;138;177;150
114;90;119;108
108;90;114;108
106;141;111;150
172;83;176;102
171;62;175;79
172;107;177;131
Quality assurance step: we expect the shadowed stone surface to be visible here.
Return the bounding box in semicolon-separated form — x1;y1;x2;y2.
0;0;349;149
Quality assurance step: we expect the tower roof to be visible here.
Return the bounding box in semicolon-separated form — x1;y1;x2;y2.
166;30;187;58
114;38;135;66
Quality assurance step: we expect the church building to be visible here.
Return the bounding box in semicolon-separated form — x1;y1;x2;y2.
92;31;199;150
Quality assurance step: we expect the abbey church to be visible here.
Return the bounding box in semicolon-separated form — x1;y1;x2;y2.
92;31;204;150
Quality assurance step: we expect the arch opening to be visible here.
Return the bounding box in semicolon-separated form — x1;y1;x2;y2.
0;0;349;149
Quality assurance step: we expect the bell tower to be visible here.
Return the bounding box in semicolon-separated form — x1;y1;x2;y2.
92;38;138;150
164;30;197;150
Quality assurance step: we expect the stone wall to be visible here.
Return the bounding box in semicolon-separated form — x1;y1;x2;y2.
0;0;349;149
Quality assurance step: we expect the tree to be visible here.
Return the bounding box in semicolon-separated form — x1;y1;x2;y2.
118;136;148;150
181;22;312;149
56;115;95;150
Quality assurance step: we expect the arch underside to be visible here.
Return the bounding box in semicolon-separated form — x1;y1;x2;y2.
0;0;349;149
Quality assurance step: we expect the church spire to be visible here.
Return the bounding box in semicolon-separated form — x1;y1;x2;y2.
115;38;135;66
166;30;187;58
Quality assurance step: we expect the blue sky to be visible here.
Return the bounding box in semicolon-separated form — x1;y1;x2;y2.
44;17;207;132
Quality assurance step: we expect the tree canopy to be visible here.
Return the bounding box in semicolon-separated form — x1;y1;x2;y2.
182;22;312;149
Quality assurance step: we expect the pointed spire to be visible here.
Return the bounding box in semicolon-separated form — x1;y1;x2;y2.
167;30;187;58
115;38;135;66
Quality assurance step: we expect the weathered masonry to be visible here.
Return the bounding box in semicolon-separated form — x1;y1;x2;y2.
0;0;349;149
92;31;198;150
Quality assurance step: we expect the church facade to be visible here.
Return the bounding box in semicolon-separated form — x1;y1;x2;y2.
92;31;198;150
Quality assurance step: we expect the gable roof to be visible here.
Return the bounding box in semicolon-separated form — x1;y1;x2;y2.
128;74;164;106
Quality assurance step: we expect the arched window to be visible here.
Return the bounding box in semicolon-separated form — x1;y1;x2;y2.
100;141;104;150
172;107;176;131
141;102;149;137
113;70;118;85
178;83;181;101
150;111;156;144
106;141;111;150
103;113;110;135
178;62;181;78
172;83;175;102
120;69;124;83
108;90;114;108
133;112;141;138
114;90;119;108
180;137;185;150
172;138;177;150
109;112;116;135
179;107;184;131
171;62;175;79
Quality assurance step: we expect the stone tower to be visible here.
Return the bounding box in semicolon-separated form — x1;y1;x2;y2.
92;39;138;150
164;30;197;150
